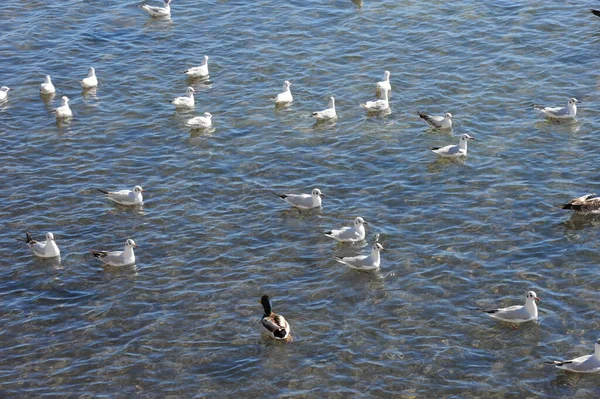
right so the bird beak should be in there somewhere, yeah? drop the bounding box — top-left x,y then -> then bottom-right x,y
363,221 -> 369,225
134,244 -> 139,248
381,247 -> 387,252
470,137 -> 475,140
320,194 -> 326,197
535,297 -> 540,301
142,190 -> 146,193
8,88 -> 13,91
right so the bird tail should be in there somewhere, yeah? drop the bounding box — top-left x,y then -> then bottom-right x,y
359,103 -> 368,109
591,9 -> 600,17
545,360 -> 571,366
25,232 -> 34,244
97,188 -> 110,195
430,147 -> 441,151
89,249 -> 105,258
533,104 -> 545,111
272,191 -> 286,199
417,110 -> 427,119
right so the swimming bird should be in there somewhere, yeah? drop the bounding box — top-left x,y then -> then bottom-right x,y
324,217 -> 368,243
139,0 -> 171,18
418,111 -> 453,129
274,80 -> 293,105
171,87 -> 196,108
260,295 -> 291,341
80,67 -> 98,89
183,55 -> 209,78
25,232 -> 60,258
55,96 -> 73,119
334,242 -> 386,271
545,339 -> 600,374
430,134 -> 474,158
275,188 -> 324,210
312,97 -> 337,121
40,75 -> 56,95
591,9 -> 600,18
0,86 -> 13,101
90,239 -> 138,267
97,185 -> 145,206
360,87 -> 389,112
186,112 -> 212,129
376,71 -> 391,95
534,98 -> 579,120
480,291 -> 539,329
562,193 -> 600,213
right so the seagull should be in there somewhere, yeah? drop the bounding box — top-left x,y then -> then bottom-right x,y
274,80 -> 293,105
591,9 -> 600,18
90,239 -> 138,267
171,87 -> 195,108
183,55 -> 209,78
274,188 -> 324,209
480,291 -> 539,329
534,98 -> 579,120
334,242 -> 386,271
376,71 -> 391,95
562,193 -> 600,214
186,112 -> 212,129
97,185 -> 145,206
260,295 -> 291,341
312,97 -> 337,121
139,0 -> 171,18
25,232 -> 60,258
324,217 -> 368,242
80,67 -> 98,89
40,75 -> 56,95
545,339 -> 600,374
430,134 -> 475,158
55,96 -> 73,119
360,87 -> 389,112
418,111 -> 453,129
0,86 -> 13,101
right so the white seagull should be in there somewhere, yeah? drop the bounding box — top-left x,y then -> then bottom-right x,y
275,188 -> 324,209
90,239 -> 138,267
480,291 -> 539,328
534,98 -> 579,120
324,217 -> 368,243
430,134 -> 474,158
0,86 -> 13,101
183,55 -> 209,78
171,87 -> 195,108
562,193 -> 600,213
55,96 -> 73,119
360,87 -> 389,112
376,71 -> 391,95
97,185 -> 145,206
418,111 -> 453,129
25,232 -> 60,258
274,80 -> 293,105
186,112 -> 212,129
334,242 -> 386,271
312,97 -> 337,121
546,339 -> 600,374
139,0 -> 171,18
80,67 -> 98,89
40,75 -> 56,95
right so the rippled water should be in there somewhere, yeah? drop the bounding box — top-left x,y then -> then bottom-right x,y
2,0 -> 600,397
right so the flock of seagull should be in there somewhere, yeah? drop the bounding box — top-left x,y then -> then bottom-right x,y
5,0 -> 600,376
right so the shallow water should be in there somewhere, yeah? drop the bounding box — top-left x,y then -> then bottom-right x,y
1,0 -> 600,397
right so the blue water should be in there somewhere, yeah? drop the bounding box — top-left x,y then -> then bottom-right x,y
1,0 -> 600,397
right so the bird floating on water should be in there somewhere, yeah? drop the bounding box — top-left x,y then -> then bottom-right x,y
545,338 -> 600,374
561,193 -> 600,213
186,112 -> 212,129
274,80 -> 293,105
334,242 -> 386,271
55,96 -> 73,119
25,232 -> 60,258
139,0 -> 171,18
591,9 -> 600,18
183,55 -> 209,78
171,87 -> 196,108
360,86 -> 389,112
97,185 -> 145,206
0,86 -> 13,102
534,98 -> 579,120
418,111 -> 453,129
40,75 -> 56,95
430,134 -> 474,158
480,291 -> 539,329
376,71 -> 391,96
80,67 -> 98,89
312,97 -> 337,121
90,239 -> 138,267
275,188 -> 324,209
324,217 -> 368,243
260,295 -> 291,341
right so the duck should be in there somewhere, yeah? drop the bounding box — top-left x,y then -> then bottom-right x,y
260,295 -> 291,341
274,188 -> 324,209
55,96 -> 73,119
171,87 -> 196,108
25,232 -> 61,258
97,185 -> 145,206
40,75 -> 56,95
183,55 -> 209,78
561,193 -> 600,214
312,97 -> 337,121
80,67 -> 98,89
90,239 -> 138,267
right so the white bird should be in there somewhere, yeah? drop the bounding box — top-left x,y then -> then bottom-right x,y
360,87 -> 389,112
275,188 -> 324,209
183,55 -> 209,78
312,97 -> 337,121
376,71 -> 391,95
55,96 -> 73,119
260,295 -> 291,341
171,87 -> 196,108
324,217 -> 368,242
25,232 -> 60,258
0,86 -> 13,101
430,134 -> 475,158
186,112 -> 212,129
546,339 -> 600,374
90,239 -> 138,267
40,75 -> 56,95
480,291 -> 539,328
139,0 -> 171,18
97,185 -> 145,206
534,98 -> 579,120
562,193 -> 600,214
334,242 -> 386,271
80,67 -> 98,89
274,80 -> 293,105
418,111 -> 453,129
